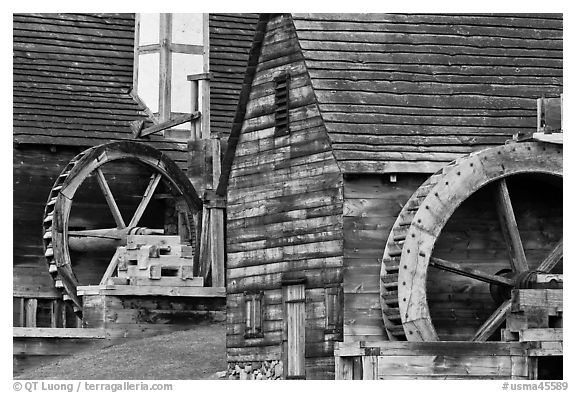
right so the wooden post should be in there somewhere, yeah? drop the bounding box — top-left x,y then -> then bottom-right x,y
199,207 -> 211,281
51,299 -> 64,328
159,13 -> 172,123
201,13 -> 210,140
362,356 -> 378,380
24,298 -> 38,328
335,356 -> 354,380
190,80 -> 200,140
209,138 -> 225,287
15,298 -> 25,327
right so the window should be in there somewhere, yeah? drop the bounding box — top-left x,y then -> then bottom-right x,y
244,291 -> 263,338
325,286 -> 343,334
133,13 -> 208,134
274,73 -> 290,137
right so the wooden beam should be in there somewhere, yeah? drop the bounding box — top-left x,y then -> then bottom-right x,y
519,328 -> 562,342
430,257 -> 514,286
170,43 -> 203,54
95,168 -> 126,229
137,112 -> 200,138
472,299 -> 511,342
77,284 -> 225,297
187,72 -> 212,81
128,173 -> 162,228
13,327 -> 106,338
494,179 -> 529,273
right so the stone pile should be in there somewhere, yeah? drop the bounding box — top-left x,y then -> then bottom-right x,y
227,360 -> 284,380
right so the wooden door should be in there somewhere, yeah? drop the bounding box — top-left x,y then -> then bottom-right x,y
283,283 -> 305,379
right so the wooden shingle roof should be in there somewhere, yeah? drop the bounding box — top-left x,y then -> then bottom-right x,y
290,13 -> 563,173
13,13 -> 187,166
209,13 -> 260,138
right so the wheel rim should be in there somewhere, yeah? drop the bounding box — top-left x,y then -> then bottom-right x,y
380,142 -> 562,341
42,142 -> 202,314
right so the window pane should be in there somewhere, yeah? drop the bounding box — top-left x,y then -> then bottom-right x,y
137,53 -> 160,113
172,13 -> 203,45
171,53 -> 203,114
138,14 -> 160,46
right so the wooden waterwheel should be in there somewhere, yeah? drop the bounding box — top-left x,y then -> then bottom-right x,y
380,142 -> 562,341
42,142 -> 203,315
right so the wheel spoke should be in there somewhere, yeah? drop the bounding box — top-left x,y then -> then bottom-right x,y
494,178 -> 528,273
537,238 -> 563,273
95,168 -> 126,229
471,299 -> 511,341
430,257 -> 514,286
128,173 -> 162,228
67,229 -> 123,240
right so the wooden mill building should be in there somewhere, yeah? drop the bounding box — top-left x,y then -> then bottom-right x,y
221,13 -> 562,379
13,13 -> 258,329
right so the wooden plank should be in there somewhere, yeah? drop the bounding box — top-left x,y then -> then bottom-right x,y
519,328 -> 562,342
129,276 -> 204,287
376,354 -> 513,377
13,327 -> 107,338
77,285 -> 225,298
527,341 -> 563,357
511,289 -> 563,312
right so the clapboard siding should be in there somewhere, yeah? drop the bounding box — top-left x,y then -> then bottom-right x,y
342,175 -> 427,343
209,13 -> 259,138
226,14 -> 344,376
291,13 -> 563,173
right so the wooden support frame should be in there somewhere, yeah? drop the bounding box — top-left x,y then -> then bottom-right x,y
133,14 -> 209,136
335,341 -> 536,380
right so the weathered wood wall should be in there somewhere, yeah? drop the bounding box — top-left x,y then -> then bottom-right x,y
291,13 -> 563,173
342,173 -> 562,343
226,14 -> 344,379
209,13 -> 259,139
13,13 -> 258,300
343,175 -> 427,342
13,146 -> 169,299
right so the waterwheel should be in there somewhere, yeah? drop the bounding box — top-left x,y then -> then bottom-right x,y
42,141 -> 203,315
380,141 -> 562,341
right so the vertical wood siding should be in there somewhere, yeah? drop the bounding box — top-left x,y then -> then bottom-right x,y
226,14 -> 343,379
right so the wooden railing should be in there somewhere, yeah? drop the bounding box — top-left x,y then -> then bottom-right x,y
13,294 -> 80,328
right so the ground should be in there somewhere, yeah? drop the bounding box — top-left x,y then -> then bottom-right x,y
15,323 -> 226,380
